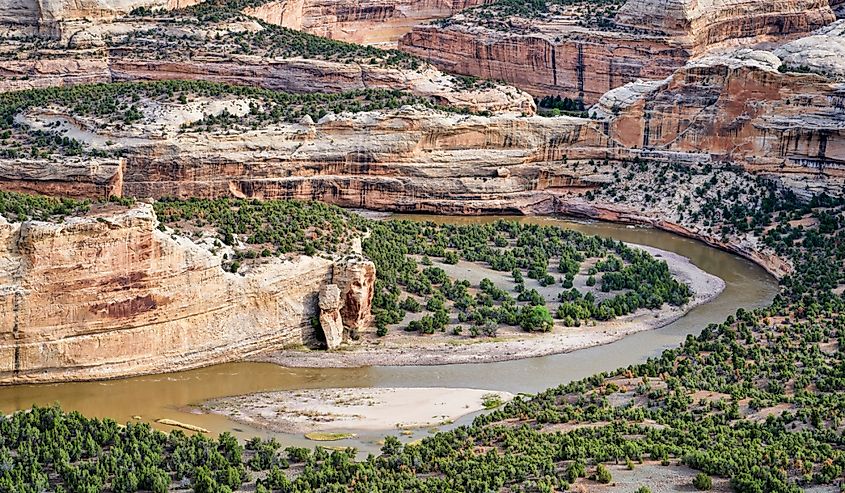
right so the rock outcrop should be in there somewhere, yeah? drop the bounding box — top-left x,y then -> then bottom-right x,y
335,258 -> 376,333
0,104 -> 610,207
0,11 -> 535,114
595,48 -> 845,196
399,0 -> 835,101
775,19 -> 845,77
0,204 -> 375,384
244,0 -> 486,45
318,284 -> 344,349
0,0 -> 196,36
615,0 -> 833,44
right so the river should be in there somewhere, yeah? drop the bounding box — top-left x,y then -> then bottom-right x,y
0,215 -> 778,452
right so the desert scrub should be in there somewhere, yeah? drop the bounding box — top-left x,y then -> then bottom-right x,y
154,197 -> 369,257
125,0 -> 423,69
0,191 -> 90,221
440,0 -> 626,31
0,80 -> 468,160
363,217 -> 691,335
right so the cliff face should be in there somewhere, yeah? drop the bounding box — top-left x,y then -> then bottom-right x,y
1,105 -> 610,209
244,0 -> 486,45
400,26 -> 692,103
616,0 -> 834,46
0,18 -> 535,114
0,0 -> 196,35
0,204 -> 375,384
597,49 -> 845,196
399,0 -> 835,100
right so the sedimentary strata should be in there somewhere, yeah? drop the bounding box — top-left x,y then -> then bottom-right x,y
0,203 -> 374,384
244,0 -> 487,45
0,6 -> 534,113
0,94 -> 609,203
399,0 -> 835,100
595,49 -> 845,196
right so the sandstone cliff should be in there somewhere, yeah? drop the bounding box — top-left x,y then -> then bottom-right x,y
244,0 -> 486,45
0,14 -> 535,114
595,48 -> 845,196
400,25 -> 692,103
0,203 -> 375,384
615,0 -> 833,45
1,101 -> 610,207
0,0 -> 197,36
399,0 -> 835,101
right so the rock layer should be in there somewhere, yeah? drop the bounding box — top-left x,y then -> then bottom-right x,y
0,40 -> 533,114
244,0 -> 486,45
318,284 -> 344,349
1,105 -> 610,205
400,26 -> 693,103
0,0 -> 196,36
596,49 -> 845,196
399,0 -> 835,100
0,204 -> 374,384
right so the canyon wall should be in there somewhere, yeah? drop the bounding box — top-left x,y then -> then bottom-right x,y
0,33 -> 534,113
400,27 -> 692,103
615,0 -> 834,45
596,49 -> 845,196
244,0 -> 487,44
5,63 -> 843,209
399,0 -> 835,101
1,107 -> 611,210
0,0 -> 196,36
0,203 -> 374,384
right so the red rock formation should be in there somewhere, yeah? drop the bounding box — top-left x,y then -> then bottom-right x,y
399,0 -> 835,101
245,0 -> 487,44
0,204 -> 375,384
0,20 -> 535,114
400,26 -> 692,103
597,49 -> 845,196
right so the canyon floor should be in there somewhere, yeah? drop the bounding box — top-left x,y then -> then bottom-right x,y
255,244 -> 725,368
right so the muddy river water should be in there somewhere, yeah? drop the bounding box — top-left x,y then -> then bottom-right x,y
0,215 -> 778,452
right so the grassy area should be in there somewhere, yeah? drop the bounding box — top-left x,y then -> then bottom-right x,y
303,432 -> 357,441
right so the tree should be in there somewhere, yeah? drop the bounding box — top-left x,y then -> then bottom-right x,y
519,306 -> 554,332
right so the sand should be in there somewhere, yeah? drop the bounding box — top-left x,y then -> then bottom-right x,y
255,244 -> 725,368
200,387 -> 514,434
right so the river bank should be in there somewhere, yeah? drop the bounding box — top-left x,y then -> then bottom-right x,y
0,215 -> 773,446
255,244 -> 725,368
199,387 -> 514,434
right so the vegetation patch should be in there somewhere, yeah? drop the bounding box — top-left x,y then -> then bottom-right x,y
482,393 -> 505,409
0,162 -> 843,492
436,0 -> 626,32
303,432 -> 356,441
123,0 -> 422,68
363,218 -> 691,337
0,81 -> 464,161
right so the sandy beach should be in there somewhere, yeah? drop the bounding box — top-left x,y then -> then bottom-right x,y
254,244 -> 725,368
200,387 -> 514,434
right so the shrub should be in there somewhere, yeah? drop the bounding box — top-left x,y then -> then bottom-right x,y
693,472 -> 712,490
